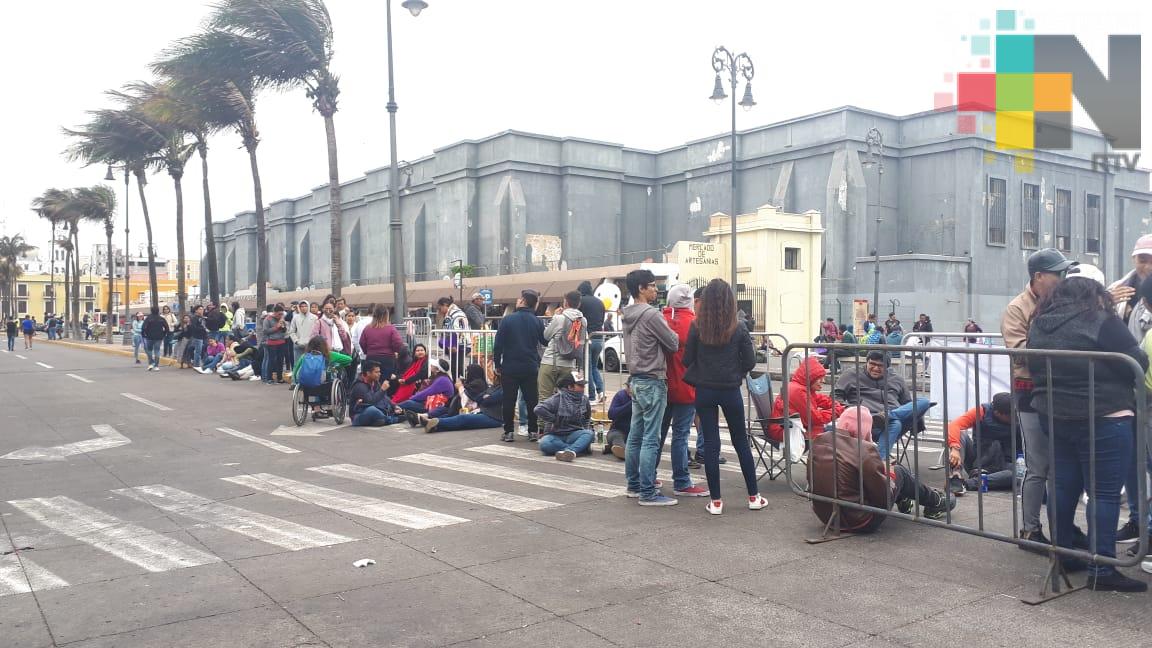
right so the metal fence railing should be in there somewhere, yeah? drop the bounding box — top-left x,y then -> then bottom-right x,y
779,340 -> 1148,604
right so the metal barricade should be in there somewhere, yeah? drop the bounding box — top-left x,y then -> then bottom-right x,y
780,340 -> 1148,604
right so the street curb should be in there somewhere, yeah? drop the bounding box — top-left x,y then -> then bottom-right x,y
49,339 -> 179,367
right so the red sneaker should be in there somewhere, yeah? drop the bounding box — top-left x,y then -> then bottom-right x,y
673,485 -> 710,497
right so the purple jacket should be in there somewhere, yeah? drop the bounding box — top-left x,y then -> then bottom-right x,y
411,374 -> 454,403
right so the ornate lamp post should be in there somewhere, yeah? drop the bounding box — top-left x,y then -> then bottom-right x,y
862,128 -> 884,315
709,46 -> 756,292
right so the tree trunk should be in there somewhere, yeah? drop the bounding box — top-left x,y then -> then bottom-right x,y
62,248 -> 71,337
199,141 -> 220,305
325,112 -> 343,296
105,223 -> 115,344
135,170 -> 160,311
172,170 -> 187,315
245,140 -> 268,313
71,229 -> 81,338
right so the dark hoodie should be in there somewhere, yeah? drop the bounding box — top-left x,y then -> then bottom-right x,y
769,356 -> 845,442
534,388 -> 592,435
577,281 -> 606,333
1027,297 -> 1146,419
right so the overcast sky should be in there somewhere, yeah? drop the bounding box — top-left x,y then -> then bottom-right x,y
1,0 -> 1146,263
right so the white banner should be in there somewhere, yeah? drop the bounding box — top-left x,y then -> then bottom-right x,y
926,340 -> 1012,422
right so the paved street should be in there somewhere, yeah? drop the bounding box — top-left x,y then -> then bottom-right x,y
1,342 -> 1149,648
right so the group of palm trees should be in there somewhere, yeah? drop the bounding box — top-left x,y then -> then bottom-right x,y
57,0 -> 346,322
0,234 -> 37,322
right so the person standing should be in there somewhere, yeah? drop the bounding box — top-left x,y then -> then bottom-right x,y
360,304 -> 404,377
262,305 -> 289,384
463,292 -> 487,331
577,281 -> 607,403
188,306 -> 209,370
230,301 -> 246,335
436,296 -> 471,380
141,306 -> 169,371
963,318 -> 983,343
492,290 -> 546,443
161,305 -> 178,356
683,278 -> 764,515
1028,276 -> 1148,592
1001,248 -> 1075,548
21,315 -> 34,348
884,313 -> 902,336
131,312 -> 145,364
5,317 -> 17,352
46,314 -> 57,341
539,291 -> 587,402
659,284 -> 708,497
621,269 -> 680,506
288,301 -> 318,370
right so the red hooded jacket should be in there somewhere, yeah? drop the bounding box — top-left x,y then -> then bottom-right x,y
768,356 -> 845,442
662,306 -> 696,405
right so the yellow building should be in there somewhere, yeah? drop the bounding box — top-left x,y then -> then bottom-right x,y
127,277 -> 201,308
2,272 -> 105,320
670,205 -> 824,345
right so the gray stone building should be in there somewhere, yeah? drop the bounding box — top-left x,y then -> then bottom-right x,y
208,105 -> 1151,331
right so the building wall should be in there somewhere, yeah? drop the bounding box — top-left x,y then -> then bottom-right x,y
209,106 -> 1151,333
3,273 -> 104,319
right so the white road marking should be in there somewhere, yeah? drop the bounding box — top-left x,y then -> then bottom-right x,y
310,464 -> 561,513
7,496 -> 219,572
120,393 -> 173,411
35,362 -> 53,369
467,444 -> 741,476
65,373 -> 93,383
15,354 -> 27,359
270,424 -> 348,437
2,424 -> 130,462
216,428 -> 301,454
392,453 -> 623,497
115,485 -> 352,551
0,555 -> 69,598
224,473 -> 468,530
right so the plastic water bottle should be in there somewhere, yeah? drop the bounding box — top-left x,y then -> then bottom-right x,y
1015,453 -> 1027,497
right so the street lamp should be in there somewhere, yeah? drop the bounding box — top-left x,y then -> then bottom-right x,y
862,128 -> 884,317
710,46 -> 755,292
105,163 -> 130,342
387,0 -> 428,321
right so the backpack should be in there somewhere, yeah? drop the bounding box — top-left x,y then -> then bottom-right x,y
297,353 -> 326,387
554,312 -> 586,361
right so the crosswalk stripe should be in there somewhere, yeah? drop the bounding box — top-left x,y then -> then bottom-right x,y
466,445 -> 674,479
114,485 -> 353,551
310,464 -> 561,513
392,453 -> 623,498
7,496 -> 219,572
216,427 -> 301,454
0,555 -> 69,597
66,373 -> 93,383
35,362 -> 53,369
222,474 -> 468,530
120,392 -> 173,411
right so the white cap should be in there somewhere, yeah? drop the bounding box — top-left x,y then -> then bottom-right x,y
1066,263 -> 1106,286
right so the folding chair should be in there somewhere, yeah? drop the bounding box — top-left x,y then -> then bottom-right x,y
746,372 -> 806,481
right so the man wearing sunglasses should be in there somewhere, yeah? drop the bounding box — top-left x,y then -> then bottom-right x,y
1002,247 -> 1076,549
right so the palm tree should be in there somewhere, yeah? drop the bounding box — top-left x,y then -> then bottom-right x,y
0,235 -> 35,318
72,186 -> 118,343
31,189 -> 82,335
31,189 -> 71,323
109,84 -> 196,315
154,31 -> 271,311
135,80 -> 222,305
54,235 -> 73,328
64,105 -> 165,311
208,0 -> 344,295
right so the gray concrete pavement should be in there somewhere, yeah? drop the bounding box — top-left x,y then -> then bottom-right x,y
0,341 -> 1149,647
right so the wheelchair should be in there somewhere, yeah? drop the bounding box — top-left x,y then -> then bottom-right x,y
291,365 -> 348,426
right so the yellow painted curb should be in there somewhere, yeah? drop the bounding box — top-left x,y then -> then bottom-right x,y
49,339 -> 179,367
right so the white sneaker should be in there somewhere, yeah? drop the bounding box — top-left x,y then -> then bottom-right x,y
249,376 -> 262,381
748,494 -> 768,510
146,366 -> 154,372
152,366 -> 160,372
706,500 -> 724,515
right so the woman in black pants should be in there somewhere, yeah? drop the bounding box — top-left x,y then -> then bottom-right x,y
683,278 -> 765,515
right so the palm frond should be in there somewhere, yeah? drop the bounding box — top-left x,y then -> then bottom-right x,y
209,0 -> 334,87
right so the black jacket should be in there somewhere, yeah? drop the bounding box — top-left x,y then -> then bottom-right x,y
141,314 -> 170,341
1027,300 -> 1147,419
493,307 -> 546,376
579,294 -> 606,333
186,315 -> 208,340
683,323 -> 757,389
349,378 -> 394,415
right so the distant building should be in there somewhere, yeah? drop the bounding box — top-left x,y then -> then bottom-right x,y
1,273 -> 103,320
208,105 -> 1151,331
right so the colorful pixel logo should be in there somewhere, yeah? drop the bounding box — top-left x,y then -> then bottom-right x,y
935,10 -> 1140,151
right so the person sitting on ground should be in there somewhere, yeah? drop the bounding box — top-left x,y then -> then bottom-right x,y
769,356 -> 845,443
809,406 -> 955,532
834,350 -> 932,458
397,357 -> 453,423
606,379 -> 632,460
391,343 -> 429,402
220,334 -> 257,379
945,392 -> 1020,495
349,361 -> 402,427
535,372 -> 595,461
199,338 -> 227,374
292,335 -> 353,417
421,365 -> 504,433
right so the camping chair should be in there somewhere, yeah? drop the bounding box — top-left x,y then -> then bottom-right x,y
871,407 -> 932,467
746,372 -> 806,481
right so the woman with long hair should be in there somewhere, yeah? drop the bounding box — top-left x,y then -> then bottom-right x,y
1027,276 -> 1148,592
392,343 -> 430,403
360,304 -> 404,376
683,278 -> 764,515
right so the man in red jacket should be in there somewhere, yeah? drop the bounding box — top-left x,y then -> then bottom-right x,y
657,284 -> 709,497
769,356 -> 845,442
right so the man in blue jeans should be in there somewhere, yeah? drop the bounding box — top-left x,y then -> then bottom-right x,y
577,281 -> 606,403
349,361 -> 402,427
834,350 -> 931,458
621,269 -> 681,505
536,373 -> 594,461
658,284 -> 709,496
